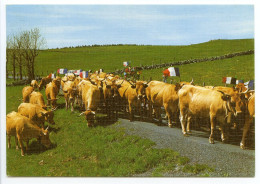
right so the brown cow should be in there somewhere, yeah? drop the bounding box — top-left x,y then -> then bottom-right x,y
6,111 -> 52,156
102,79 -> 123,118
39,76 -> 52,90
79,84 -> 101,126
18,103 -> 55,128
22,86 -> 34,103
178,85 -> 244,144
63,81 -> 77,111
240,92 -> 255,149
29,91 -> 48,110
145,81 -> 181,127
45,81 -> 59,109
117,80 -> 149,121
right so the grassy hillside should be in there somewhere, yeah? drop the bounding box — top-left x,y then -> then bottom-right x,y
19,39 -> 254,75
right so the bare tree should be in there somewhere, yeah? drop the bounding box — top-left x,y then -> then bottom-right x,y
14,33 -> 24,80
20,28 -> 46,81
6,35 -> 17,80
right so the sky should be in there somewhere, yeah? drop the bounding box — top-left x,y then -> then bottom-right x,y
6,5 -> 254,49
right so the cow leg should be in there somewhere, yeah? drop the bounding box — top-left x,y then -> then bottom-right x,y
8,135 -> 11,149
164,104 -> 173,127
17,135 -> 25,156
65,99 -> 68,110
129,103 -> 134,122
209,115 -> 216,144
187,116 -> 192,133
71,100 -> 74,112
180,111 -> 187,135
240,116 -> 253,149
26,140 -> 29,151
15,135 -> 19,149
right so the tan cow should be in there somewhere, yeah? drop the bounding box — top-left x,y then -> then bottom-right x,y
39,76 -> 52,90
145,81 -> 181,127
117,80 -> 149,121
45,81 -> 59,109
18,103 -> 55,128
29,91 -> 47,110
63,81 -> 77,111
240,92 -> 255,149
30,80 -> 39,90
6,111 -> 52,156
178,85 -> 245,144
102,79 -> 124,118
79,84 -> 101,127
22,86 -> 34,103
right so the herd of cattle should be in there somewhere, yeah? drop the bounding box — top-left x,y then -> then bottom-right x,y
6,72 -> 255,156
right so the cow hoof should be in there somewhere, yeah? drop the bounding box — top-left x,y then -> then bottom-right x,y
209,138 -> 214,144
168,124 -> 173,128
16,146 -> 19,150
187,130 -> 191,134
240,142 -> 245,149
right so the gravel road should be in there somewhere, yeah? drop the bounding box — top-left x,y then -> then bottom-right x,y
114,118 -> 255,177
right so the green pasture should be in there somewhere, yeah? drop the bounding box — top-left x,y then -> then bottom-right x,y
141,54 -> 254,86
6,85 -> 214,176
7,39 -> 254,75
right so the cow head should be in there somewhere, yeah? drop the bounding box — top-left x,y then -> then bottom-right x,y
39,77 -> 52,91
41,111 -> 55,125
104,80 -> 124,99
218,90 -> 246,117
31,80 -> 39,90
63,87 -> 77,102
128,80 -> 150,100
79,110 -> 95,127
40,127 -> 52,148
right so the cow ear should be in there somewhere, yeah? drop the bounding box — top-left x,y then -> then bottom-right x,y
63,90 -> 68,93
144,84 -> 148,88
117,84 -> 122,89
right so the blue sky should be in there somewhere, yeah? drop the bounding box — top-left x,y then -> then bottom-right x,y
6,5 -> 254,48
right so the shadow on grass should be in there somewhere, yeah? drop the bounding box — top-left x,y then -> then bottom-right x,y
26,141 -> 57,155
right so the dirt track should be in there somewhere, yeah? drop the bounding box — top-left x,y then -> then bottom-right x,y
115,118 -> 255,177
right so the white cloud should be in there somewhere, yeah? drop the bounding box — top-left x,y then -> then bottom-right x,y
41,25 -> 101,34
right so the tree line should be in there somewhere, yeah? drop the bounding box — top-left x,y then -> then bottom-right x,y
6,28 -> 46,81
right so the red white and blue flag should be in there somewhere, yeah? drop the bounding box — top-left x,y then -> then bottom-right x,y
222,77 -> 237,84
168,67 -> 180,77
244,80 -> 254,90
73,69 -> 83,75
79,71 -> 88,78
236,80 -> 244,84
57,68 -> 68,74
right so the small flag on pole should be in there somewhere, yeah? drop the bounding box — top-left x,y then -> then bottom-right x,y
236,80 -> 244,84
73,69 -> 83,75
222,77 -> 237,84
79,71 -> 88,78
244,80 -> 254,90
57,68 -> 68,74
123,61 -> 129,67
168,67 -> 180,77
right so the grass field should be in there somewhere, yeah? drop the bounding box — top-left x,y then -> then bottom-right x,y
6,86 -> 214,177
7,39 -> 254,76
6,39 -> 254,176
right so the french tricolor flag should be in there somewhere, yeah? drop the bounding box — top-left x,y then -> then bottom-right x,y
73,69 -> 83,75
57,68 -> 68,74
168,67 -> 180,77
222,77 -> 237,84
79,71 -> 88,78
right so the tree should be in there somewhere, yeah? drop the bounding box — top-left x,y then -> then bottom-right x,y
14,33 -> 25,80
20,28 -> 46,81
6,35 -> 17,80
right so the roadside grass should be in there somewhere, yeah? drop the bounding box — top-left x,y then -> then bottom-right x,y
6,86 -> 215,177
6,39 -> 254,75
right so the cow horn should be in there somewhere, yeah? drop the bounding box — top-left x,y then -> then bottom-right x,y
127,80 -> 134,86
190,78 -> 194,84
51,106 -> 58,111
45,126 -> 49,131
240,88 -> 249,94
78,112 -> 85,116
217,90 -> 225,95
